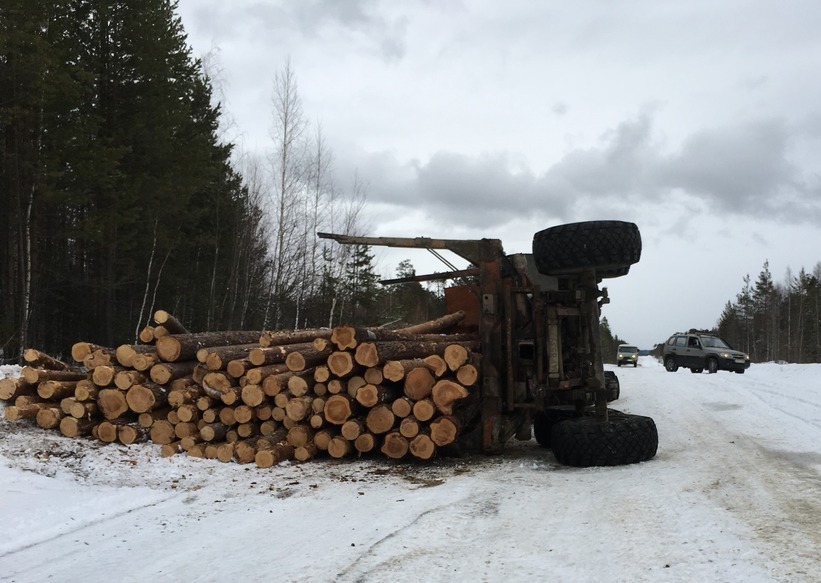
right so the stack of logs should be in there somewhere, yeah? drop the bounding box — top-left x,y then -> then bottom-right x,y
0,310 -> 482,466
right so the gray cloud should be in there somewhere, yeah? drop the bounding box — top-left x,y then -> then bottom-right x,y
345,111 -> 820,232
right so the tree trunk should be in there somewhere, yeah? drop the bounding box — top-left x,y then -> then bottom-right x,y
323,394 -> 356,425
430,415 -> 461,446
115,344 -> 156,368
431,379 -> 470,415
150,361 -> 198,385
409,433 -> 436,460
390,396 -> 414,419
365,403 -> 395,435
412,399 -> 436,422
153,310 -> 189,334
403,366 -> 435,400
156,331 -> 263,362
23,349 -> 76,371
380,431 -> 409,459
97,388 -> 129,420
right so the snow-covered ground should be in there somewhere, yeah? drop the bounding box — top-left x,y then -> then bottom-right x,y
1,357 -> 820,583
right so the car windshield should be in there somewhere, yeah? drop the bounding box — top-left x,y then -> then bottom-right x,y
619,346 -> 638,353
700,336 -> 731,349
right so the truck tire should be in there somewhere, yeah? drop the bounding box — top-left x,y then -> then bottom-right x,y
531,221 -> 641,279
551,412 -> 658,467
533,408 -> 575,448
604,370 -> 620,402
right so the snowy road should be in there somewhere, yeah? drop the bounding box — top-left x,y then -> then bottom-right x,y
1,357 -> 820,582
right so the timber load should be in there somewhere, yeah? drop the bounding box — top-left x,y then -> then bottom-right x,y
0,310 -> 482,466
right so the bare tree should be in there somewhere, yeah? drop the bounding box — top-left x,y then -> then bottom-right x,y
267,57 -> 309,329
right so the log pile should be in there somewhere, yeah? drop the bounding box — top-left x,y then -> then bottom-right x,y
0,310 -> 482,467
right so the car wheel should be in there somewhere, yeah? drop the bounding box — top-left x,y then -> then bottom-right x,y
633,362 -> 638,368
617,362 -> 621,367
551,412 -> 659,467
690,368 -> 703,374
531,221 -> 641,279
664,356 -> 678,372
707,358 -> 718,374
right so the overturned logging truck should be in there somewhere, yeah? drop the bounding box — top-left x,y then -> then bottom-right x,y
319,220 -> 658,467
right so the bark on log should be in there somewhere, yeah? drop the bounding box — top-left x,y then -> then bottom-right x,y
168,386 -> 203,407
258,328 -> 332,348
294,443 -> 318,462
247,342 -> 314,367
59,416 -> 96,438
285,344 -> 332,372
226,359 -> 253,379
395,310 -> 466,334
138,326 -> 156,344
115,344 -> 155,368
83,349 -> 114,370
255,441 -> 295,468
152,310 -> 189,334
4,402 -> 51,421
200,422 -> 229,442
355,384 -> 398,408
0,378 -> 35,401
175,404 -> 199,423
150,361 -> 198,385
37,380 -> 78,401
74,379 -> 99,402
200,344 -> 258,370
245,364 -> 291,385
354,340 -> 479,368
71,342 -> 112,364
69,400 -> 98,419
132,352 -> 159,372
156,331 -> 263,362
382,358 -> 434,382
161,441 -> 184,457
380,432 -> 409,459
262,371 -> 304,397
365,404 -> 395,435
118,424 -> 149,445
22,367 -> 85,384
23,349 -> 76,371
431,379 -> 470,415
114,370 -> 147,391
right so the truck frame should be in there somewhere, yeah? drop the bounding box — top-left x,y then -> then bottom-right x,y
319,220 -> 658,467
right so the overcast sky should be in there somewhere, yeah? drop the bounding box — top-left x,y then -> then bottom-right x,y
176,0 -> 821,349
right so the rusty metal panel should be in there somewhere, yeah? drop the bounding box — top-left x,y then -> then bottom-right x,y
443,285 -> 480,330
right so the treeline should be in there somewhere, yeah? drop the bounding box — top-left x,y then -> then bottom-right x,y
715,261 -> 821,364
0,1 -> 443,362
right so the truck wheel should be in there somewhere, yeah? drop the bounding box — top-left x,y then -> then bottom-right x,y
531,221 -> 641,279
551,413 -> 658,467
533,408 -> 575,448
664,356 -> 678,372
604,370 -> 620,402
